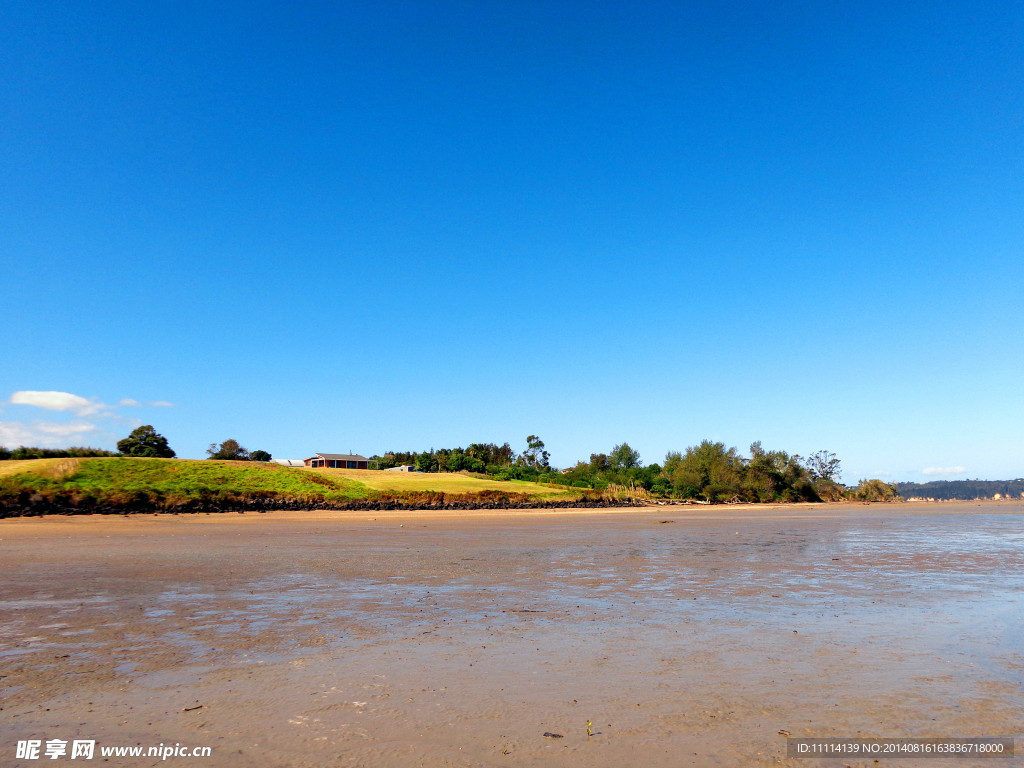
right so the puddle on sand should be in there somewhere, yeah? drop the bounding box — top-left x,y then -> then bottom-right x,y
70,512 -> 1017,681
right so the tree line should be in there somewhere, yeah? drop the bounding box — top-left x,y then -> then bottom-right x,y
0,446 -> 118,460
556,441 -> 853,502
896,478 -> 1024,501
2,426 -> 904,503
372,437 -> 537,476
372,437 -> 894,503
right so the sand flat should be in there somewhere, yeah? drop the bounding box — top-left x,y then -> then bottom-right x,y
2,503 -> 1022,767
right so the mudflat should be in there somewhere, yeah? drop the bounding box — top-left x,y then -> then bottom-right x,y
2,503 -> 1022,767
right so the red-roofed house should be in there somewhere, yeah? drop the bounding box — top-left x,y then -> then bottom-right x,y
303,453 -> 370,469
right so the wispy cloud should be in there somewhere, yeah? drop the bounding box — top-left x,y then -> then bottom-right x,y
0,420 -> 101,448
2,391 -> 175,449
116,397 -> 174,409
922,466 -> 966,476
10,390 -> 106,417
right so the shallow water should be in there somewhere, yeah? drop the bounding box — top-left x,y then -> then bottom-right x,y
2,505 -> 1022,767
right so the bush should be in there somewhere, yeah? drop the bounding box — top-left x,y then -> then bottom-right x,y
853,478 -> 899,502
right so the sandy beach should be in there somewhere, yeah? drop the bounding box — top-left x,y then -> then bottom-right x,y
2,502 -> 1022,767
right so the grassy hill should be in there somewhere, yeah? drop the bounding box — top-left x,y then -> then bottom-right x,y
0,457 -> 589,517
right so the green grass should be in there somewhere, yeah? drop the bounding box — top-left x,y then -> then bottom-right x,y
0,457 -> 587,514
0,457 -> 368,507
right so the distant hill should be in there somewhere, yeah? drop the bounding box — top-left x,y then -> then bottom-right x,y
896,478 -> 1024,501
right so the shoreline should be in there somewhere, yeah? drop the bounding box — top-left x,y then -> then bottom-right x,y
2,499 -> 1022,532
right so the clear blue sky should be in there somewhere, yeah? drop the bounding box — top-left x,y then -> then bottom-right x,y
2,0 -> 1021,482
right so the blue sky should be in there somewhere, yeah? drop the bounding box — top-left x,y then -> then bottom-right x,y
2,0 -> 1021,482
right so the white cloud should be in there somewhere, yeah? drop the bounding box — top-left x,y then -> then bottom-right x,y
9,391 -> 174,414
922,466 -> 966,476
3,391 -> 175,449
0,420 -> 101,448
10,390 -> 105,416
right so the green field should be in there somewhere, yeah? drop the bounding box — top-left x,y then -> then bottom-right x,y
304,466 -> 577,500
0,457 -> 584,515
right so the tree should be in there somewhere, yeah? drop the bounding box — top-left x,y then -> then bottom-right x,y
493,442 -> 516,466
518,435 -> 550,470
663,451 -> 683,475
250,450 -> 272,462
745,441 -> 817,502
804,450 -> 842,483
800,449 -> 844,501
609,442 -> 641,470
415,450 -> 437,473
117,425 -> 176,458
466,442 -> 515,468
665,440 -> 742,502
206,439 -> 249,460
446,448 -> 468,472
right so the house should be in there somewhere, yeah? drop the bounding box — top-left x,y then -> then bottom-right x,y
385,464 -> 416,472
304,453 -> 370,469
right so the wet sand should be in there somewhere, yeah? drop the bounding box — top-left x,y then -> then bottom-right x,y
2,503 -> 1022,767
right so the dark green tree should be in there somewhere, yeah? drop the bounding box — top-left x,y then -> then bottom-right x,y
745,441 -> 817,502
117,425 -> 176,458
610,442 -> 641,470
665,440 -> 742,502
250,450 -> 272,462
446,448 -> 468,472
415,450 -> 437,472
206,439 -> 250,460
434,447 -> 452,472
465,442 -> 515,468
493,442 -> 516,466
